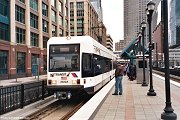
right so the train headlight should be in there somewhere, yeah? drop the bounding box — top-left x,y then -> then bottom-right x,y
72,80 -> 76,84
51,80 -> 57,84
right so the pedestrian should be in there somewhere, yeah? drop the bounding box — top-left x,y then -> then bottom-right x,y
112,64 -> 123,95
123,63 -> 127,76
129,63 -> 134,81
126,63 -> 130,79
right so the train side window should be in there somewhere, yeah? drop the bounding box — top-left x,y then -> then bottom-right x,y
82,53 -> 93,77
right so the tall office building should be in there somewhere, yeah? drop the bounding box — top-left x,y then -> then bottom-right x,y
106,34 -> 113,51
70,0 -> 107,46
0,0 -> 70,79
90,0 -> 103,22
124,0 -> 160,46
169,0 -> 180,46
115,40 -> 125,51
124,0 -> 148,46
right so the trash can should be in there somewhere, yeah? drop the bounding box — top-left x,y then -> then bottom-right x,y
136,55 -> 149,84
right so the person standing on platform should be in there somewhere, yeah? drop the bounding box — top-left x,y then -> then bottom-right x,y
112,64 -> 124,95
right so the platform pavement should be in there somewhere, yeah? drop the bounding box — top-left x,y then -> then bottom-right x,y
0,75 -> 47,87
93,75 -> 180,120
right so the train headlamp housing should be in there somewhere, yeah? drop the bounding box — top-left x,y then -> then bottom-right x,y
48,80 -> 57,85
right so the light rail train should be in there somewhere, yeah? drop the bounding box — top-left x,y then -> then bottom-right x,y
47,36 -> 116,99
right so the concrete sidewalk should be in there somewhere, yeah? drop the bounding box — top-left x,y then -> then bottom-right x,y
0,75 -> 47,87
93,75 -> 180,120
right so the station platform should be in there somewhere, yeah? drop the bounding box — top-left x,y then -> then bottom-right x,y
70,74 -> 180,120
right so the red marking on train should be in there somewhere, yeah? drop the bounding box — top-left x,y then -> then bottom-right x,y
71,73 -> 78,78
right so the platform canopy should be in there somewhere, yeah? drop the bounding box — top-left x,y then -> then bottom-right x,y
120,38 -> 149,59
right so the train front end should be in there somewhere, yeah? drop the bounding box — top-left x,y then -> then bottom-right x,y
47,43 -> 83,99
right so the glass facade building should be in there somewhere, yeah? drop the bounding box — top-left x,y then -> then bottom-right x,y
170,0 -> 180,46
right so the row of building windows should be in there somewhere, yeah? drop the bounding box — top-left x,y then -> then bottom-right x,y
15,4 -> 65,25
15,25 -> 65,47
0,50 -> 47,75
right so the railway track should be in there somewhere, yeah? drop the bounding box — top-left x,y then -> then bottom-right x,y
153,70 -> 180,83
23,93 -> 90,120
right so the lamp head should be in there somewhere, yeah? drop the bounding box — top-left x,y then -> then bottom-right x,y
141,20 -> 147,29
147,1 -> 155,11
146,8 -> 150,15
137,32 -> 142,37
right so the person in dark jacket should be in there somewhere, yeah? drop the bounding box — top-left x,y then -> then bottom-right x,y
112,64 -> 123,95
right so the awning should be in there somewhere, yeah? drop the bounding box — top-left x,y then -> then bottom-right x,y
120,38 -> 149,59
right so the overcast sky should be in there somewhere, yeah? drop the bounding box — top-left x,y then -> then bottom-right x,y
101,1 -> 124,42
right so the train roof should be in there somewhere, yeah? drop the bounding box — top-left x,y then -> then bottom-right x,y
48,36 -> 116,58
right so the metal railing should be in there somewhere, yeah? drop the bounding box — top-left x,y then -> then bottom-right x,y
0,80 -> 51,115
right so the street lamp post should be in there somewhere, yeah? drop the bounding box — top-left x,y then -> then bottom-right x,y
137,32 -> 142,55
161,0 -> 177,119
141,21 -> 148,86
155,43 -> 158,67
146,1 -> 156,96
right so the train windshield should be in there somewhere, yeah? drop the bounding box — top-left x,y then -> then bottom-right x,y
49,44 -> 80,72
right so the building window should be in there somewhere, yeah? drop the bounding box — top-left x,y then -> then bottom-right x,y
19,0 -> 25,3
77,10 -> 84,16
70,11 -> 74,17
43,36 -> 48,48
59,15 -> 63,26
76,2 -> 84,9
16,27 -> 25,44
70,19 -> 74,25
0,23 -> 8,41
30,0 -> 38,11
59,28 -> 63,36
58,1 -> 63,13
77,18 -> 83,25
17,52 -> 26,74
42,3 -> 48,17
0,0 -> 8,16
70,28 -> 74,33
77,27 -> 82,32
30,13 -> 38,29
176,26 -> 180,45
51,0 -> 56,8
65,20 -> 68,29
15,5 -> 25,24
30,32 -> 38,47
42,19 -> 48,33
52,25 -> 56,36
0,50 -> 8,74
51,10 -> 56,22
70,2 -> 74,9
